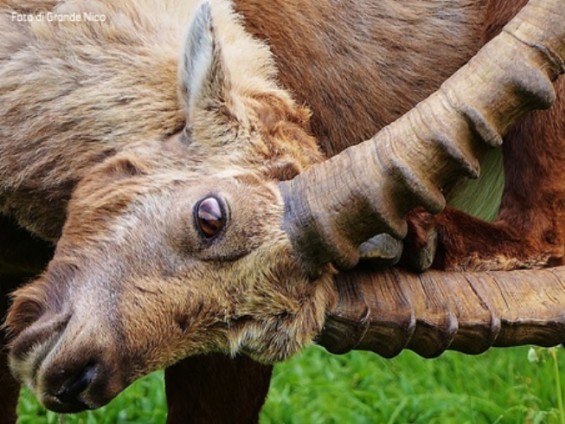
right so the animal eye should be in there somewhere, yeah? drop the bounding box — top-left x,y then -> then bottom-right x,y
195,196 -> 225,239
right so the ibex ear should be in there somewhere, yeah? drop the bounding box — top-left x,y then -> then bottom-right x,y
179,1 -> 231,118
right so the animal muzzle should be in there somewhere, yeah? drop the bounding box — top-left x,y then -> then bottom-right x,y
7,310 -> 128,413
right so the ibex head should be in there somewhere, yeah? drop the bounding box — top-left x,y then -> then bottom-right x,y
6,2 -> 333,412
7,0 -> 565,414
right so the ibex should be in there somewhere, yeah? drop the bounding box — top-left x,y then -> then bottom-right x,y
0,0 -> 563,421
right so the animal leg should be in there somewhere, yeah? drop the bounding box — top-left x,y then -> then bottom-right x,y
0,332 -> 19,424
165,353 -> 273,424
0,217 -> 53,422
0,277 -> 24,424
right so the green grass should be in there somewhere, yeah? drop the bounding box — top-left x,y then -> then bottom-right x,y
263,346 -> 565,424
18,346 -> 564,423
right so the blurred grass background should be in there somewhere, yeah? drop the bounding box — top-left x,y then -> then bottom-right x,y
18,345 -> 564,424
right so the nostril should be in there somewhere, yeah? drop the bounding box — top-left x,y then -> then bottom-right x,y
54,361 -> 97,405
6,295 -> 46,339
8,312 -> 70,361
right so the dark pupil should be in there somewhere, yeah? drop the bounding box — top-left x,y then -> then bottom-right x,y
197,197 -> 224,238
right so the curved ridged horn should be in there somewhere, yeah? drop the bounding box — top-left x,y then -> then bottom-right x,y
317,266 -> 565,357
279,0 -> 564,275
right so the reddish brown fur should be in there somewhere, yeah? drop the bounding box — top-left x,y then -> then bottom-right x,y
0,0 -> 563,422
165,354 -> 272,424
407,0 -> 565,271
235,0 -> 487,156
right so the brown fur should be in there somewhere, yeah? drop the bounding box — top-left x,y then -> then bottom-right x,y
235,0 -> 486,156
0,0 -> 562,420
165,354 -> 272,424
407,0 -> 565,271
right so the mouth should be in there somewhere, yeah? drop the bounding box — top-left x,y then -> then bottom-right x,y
41,391 -> 93,413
